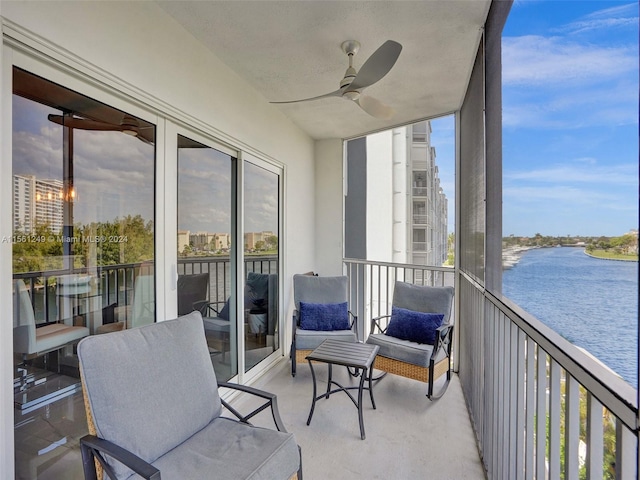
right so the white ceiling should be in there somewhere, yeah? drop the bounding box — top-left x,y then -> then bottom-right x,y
156,1 -> 491,140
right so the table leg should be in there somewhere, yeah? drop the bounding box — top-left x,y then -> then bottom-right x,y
306,359 -> 317,426
358,368 -> 367,440
325,363 -> 333,398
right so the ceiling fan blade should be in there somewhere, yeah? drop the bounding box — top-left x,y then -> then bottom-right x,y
356,95 -> 395,119
271,88 -> 345,104
348,40 -> 402,91
48,114 -> 123,131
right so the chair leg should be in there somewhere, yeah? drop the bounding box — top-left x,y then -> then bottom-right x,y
291,343 -> 297,377
80,440 -> 99,480
297,445 -> 303,480
369,370 -> 387,382
426,358 -> 451,400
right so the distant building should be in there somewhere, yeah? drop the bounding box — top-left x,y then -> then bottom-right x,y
177,230 -> 190,254
245,231 -> 275,250
183,231 -> 231,253
13,174 -> 64,234
212,233 -> 231,250
190,231 -> 215,251
345,121 -> 448,267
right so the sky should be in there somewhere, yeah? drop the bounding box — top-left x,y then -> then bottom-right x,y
431,1 -> 639,238
13,92 -> 279,236
13,2 -> 638,239
501,0 -> 638,237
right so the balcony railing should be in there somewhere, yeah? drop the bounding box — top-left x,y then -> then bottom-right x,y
412,214 -> 428,225
343,259 -> 638,479
343,258 -> 454,340
15,255 -> 277,325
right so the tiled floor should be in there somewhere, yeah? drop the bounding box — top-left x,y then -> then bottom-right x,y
14,357 -> 485,480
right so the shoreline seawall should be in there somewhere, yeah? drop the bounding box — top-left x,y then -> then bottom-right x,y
584,250 -> 638,263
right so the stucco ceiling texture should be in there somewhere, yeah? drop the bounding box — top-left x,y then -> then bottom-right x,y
156,1 -> 491,140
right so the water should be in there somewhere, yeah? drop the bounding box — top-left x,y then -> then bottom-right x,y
503,247 -> 638,388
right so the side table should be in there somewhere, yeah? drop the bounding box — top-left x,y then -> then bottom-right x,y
305,339 -> 379,439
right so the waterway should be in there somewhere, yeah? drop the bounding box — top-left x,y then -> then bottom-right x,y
502,246 -> 638,388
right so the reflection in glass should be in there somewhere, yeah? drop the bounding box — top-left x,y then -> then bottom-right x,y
244,162 -> 280,372
177,135 -> 237,381
12,67 -> 155,479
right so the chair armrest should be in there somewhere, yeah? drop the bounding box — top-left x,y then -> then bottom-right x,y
369,314 -> 391,335
80,434 -> 160,480
218,381 -> 288,433
430,323 -> 454,361
194,300 -> 225,316
348,311 -> 359,338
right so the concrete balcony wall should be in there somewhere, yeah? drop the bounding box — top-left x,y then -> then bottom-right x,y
0,3 -> 318,477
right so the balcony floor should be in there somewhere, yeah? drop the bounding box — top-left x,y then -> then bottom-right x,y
238,359 -> 486,480
14,356 -> 485,480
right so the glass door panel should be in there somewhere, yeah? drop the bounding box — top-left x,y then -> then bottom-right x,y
12,67 -> 156,478
243,161 -> 280,372
177,134 -> 237,381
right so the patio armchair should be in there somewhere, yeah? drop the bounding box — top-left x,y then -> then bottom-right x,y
366,281 -> 454,399
13,279 -> 89,390
78,311 -> 302,480
177,272 -> 210,315
291,274 -> 358,377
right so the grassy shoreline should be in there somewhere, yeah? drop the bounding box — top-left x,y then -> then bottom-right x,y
584,249 -> 638,262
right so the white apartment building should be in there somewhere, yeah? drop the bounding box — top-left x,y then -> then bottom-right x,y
346,121 -> 448,267
13,175 -> 64,234
245,231 -> 276,250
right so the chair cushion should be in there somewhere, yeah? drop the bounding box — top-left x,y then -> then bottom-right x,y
78,311 -> 221,479
247,272 -> 270,300
177,273 -> 209,315
218,299 -> 230,320
293,275 -> 348,311
147,417 -> 299,480
366,333 -> 434,368
299,301 -> 349,331
203,316 -> 231,333
386,306 -> 444,344
295,328 -> 357,350
34,323 -> 89,354
393,282 -> 454,324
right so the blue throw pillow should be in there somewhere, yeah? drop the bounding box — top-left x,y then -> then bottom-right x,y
386,306 -> 445,344
217,299 -> 230,320
299,301 -> 350,331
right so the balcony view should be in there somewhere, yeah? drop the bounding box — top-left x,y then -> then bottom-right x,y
2,1 -> 638,480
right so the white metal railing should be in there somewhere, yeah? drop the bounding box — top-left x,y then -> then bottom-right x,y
343,258 -> 454,340
459,273 -> 637,480
343,259 -> 638,480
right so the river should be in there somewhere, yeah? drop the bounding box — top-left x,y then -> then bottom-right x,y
502,246 -> 638,388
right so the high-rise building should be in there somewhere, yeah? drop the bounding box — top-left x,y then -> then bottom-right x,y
345,120 -> 449,267
13,174 -> 64,234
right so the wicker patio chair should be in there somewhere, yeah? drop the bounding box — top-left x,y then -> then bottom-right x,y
366,281 -> 454,399
78,311 -> 302,479
290,274 -> 358,377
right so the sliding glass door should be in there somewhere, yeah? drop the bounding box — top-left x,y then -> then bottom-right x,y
12,67 -> 156,478
177,134 -> 238,381
243,160 -> 280,372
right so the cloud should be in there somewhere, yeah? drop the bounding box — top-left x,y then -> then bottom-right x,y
559,3 -> 638,34
502,35 -> 637,87
504,163 -> 638,187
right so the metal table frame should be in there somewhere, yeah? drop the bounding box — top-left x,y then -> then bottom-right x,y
305,339 -> 379,439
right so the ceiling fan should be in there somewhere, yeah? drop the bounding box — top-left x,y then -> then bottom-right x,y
271,40 -> 402,119
47,114 -> 154,144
